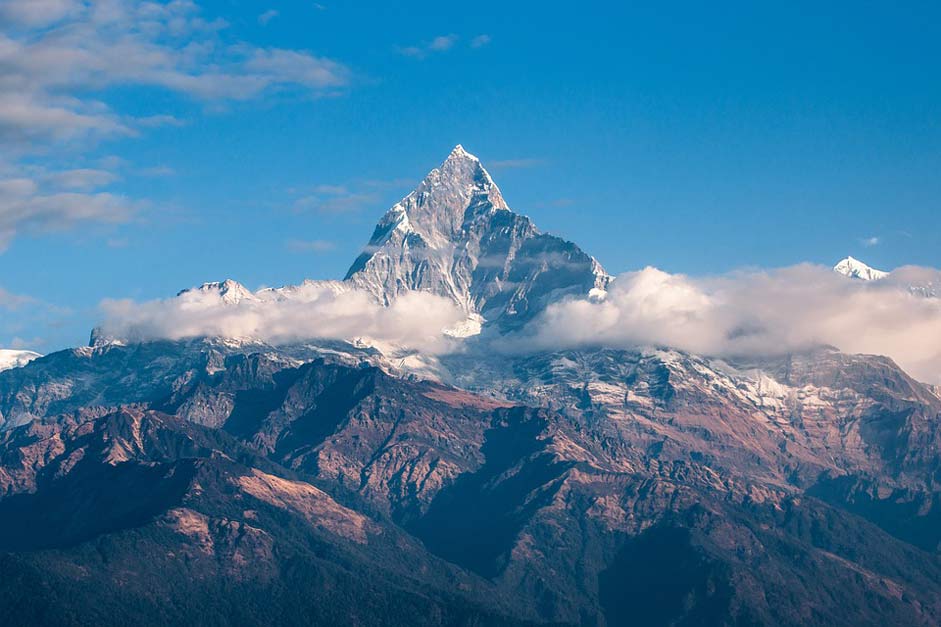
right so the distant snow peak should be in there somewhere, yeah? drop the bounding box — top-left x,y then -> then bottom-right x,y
0,349 -> 41,372
179,279 -> 257,304
449,144 -> 475,160
834,256 -> 888,281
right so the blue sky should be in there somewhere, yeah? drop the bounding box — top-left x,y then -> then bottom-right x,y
1,0 -> 940,352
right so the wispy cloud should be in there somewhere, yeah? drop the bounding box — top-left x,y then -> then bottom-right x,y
397,34 -> 459,58
42,168 -> 119,191
0,0 -> 354,250
0,281 -> 68,351
428,34 -> 458,51
0,0 -> 82,28
861,236 -> 881,247
136,165 -> 176,178
399,33 -> 491,58
314,184 -> 348,195
0,0 -> 351,149
0,172 -> 135,251
286,238 -> 335,253
258,9 -> 279,25
136,115 -> 186,129
470,34 -> 492,48
292,184 -> 379,214
0,285 -> 35,310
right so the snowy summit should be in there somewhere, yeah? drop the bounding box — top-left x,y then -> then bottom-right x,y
0,349 -> 41,373
834,256 -> 888,281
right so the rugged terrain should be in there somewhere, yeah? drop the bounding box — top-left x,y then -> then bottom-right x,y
1,148 -> 940,626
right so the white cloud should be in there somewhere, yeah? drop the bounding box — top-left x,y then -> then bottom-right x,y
470,34 -> 491,48
0,165 -> 133,251
0,285 -> 35,310
0,93 -> 131,144
43,168 -> 119,190
511,264 -> 941,384
0,0 -> 351,147
136,114 -> 185,128
861,236 -> 880,247
292,184 -> 379,214
90,257 -> 941,383
136,165 -> 176,177
398,34 -> 459,58
428,34 -> 458,51
258,9 -> 279,25
0,0 -> 353,250
97,283 -> 465,353
0,0 -> 82,28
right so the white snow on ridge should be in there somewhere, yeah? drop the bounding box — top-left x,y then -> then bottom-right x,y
0,349 -> 41,372
834,256 -> 888,281
178,279 -> 258,304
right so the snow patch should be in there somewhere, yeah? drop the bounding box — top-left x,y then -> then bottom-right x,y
0,349 -> 41,372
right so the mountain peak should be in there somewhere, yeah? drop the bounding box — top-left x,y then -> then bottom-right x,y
447,144 -> 477,161
345,145 -> 609,327
179,279 -> 256,304
834,256 -> 888,281
346,145 -> 508,262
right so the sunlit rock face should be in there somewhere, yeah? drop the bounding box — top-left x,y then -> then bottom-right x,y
345,145 -> 610,330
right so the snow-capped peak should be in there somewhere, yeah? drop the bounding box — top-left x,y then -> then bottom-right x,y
345,145 -> 611,327
344,145 -> 512,284
448,144 -> 476,161
0,349 -> 41,373
398,143 -> 508,246
834,256 -> 888,281
178,279 -> 257,304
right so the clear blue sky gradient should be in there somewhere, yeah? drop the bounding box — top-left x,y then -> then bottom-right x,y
3,0 -> 941,351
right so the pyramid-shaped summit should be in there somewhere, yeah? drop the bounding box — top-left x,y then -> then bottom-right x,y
346,145 -> 610,329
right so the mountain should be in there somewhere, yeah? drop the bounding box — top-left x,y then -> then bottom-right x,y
3,147 -> 941,625
832,256 -> 941,299
344,145 -> 610,329
0,349 -> 41,373
91,146 -> 608,347
834,256 -> 889,281
0,407 -> 530,625
178,278 -> 351,305
2,343 -> 941,625
179,278 -> 259,304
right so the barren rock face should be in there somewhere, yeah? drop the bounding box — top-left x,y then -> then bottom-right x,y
2,343 -> 941,625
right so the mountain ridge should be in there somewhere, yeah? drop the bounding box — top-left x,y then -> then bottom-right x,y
4,144 -> 941,624
834,255 -> 889,281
